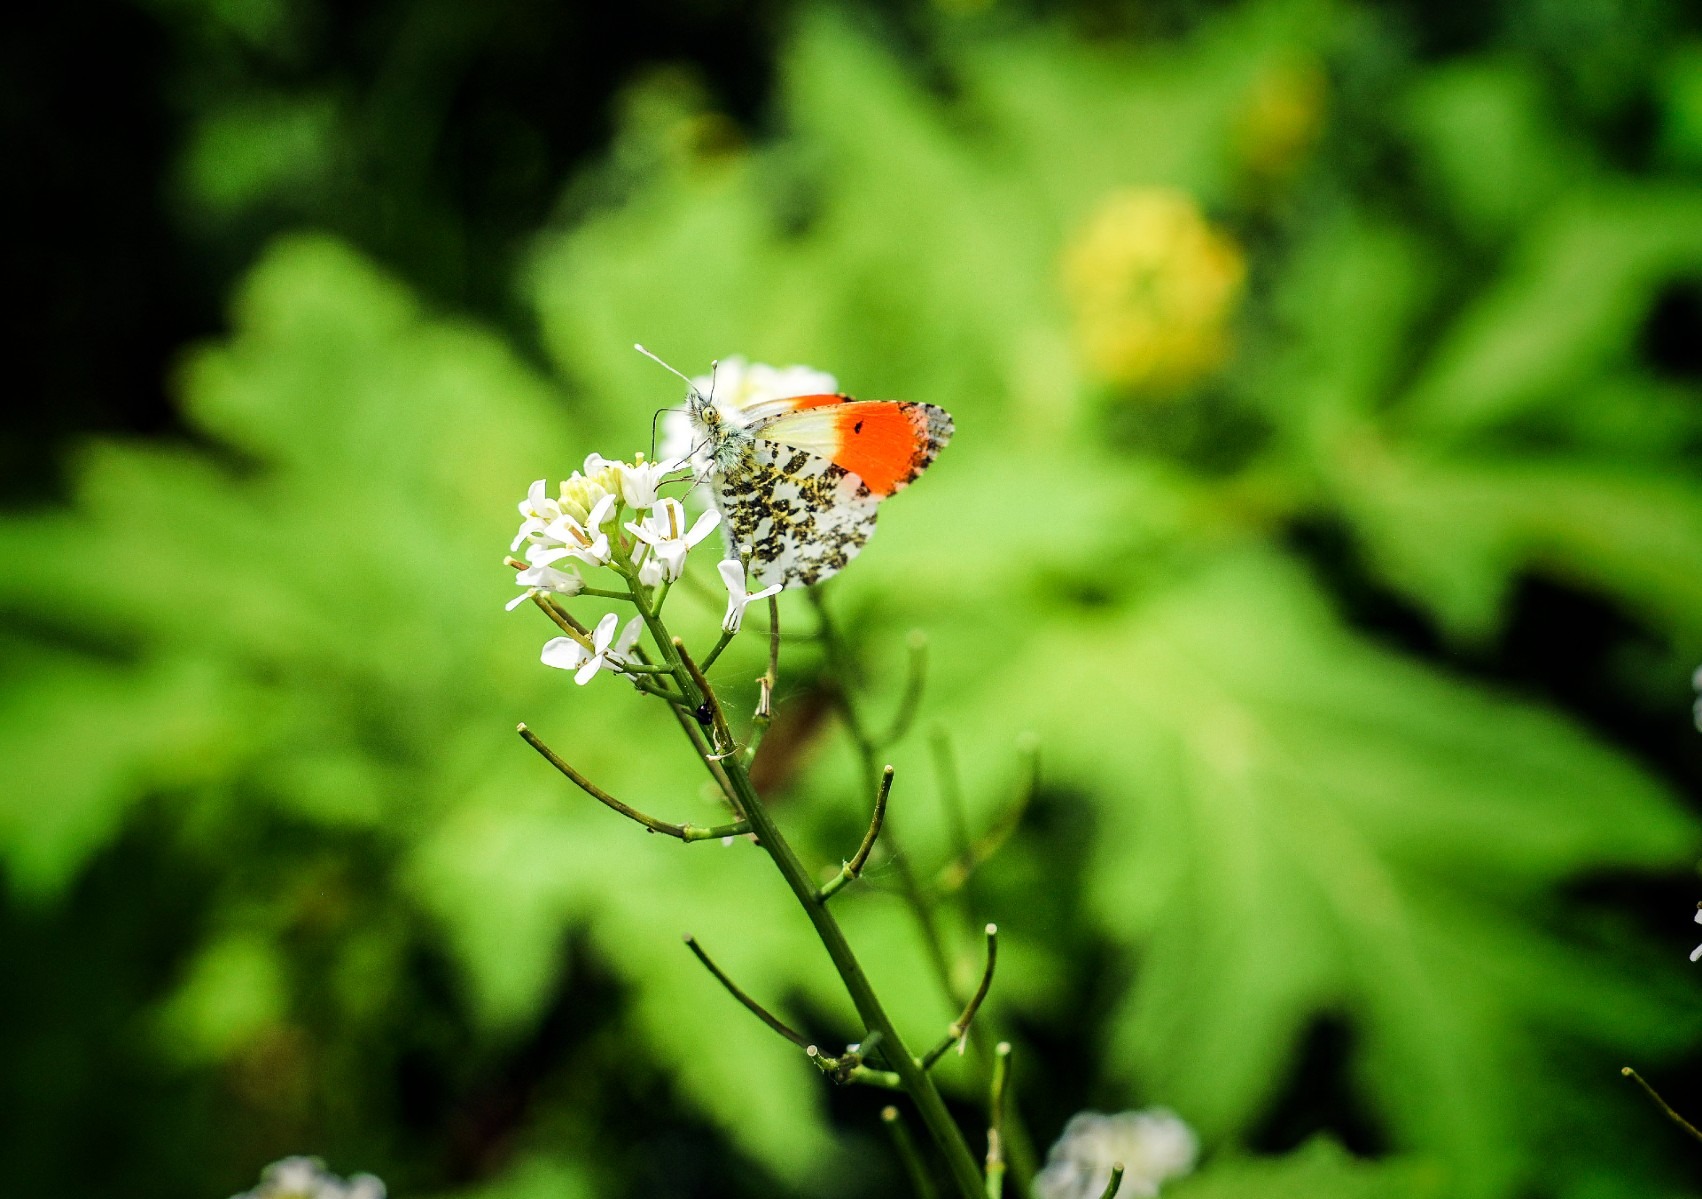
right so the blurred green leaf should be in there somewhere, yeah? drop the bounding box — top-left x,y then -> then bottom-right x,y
1174,1138 -> 1442,1199
951,552 -> 1698,1198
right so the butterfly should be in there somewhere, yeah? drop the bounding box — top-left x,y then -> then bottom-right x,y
644,349 -> 953,589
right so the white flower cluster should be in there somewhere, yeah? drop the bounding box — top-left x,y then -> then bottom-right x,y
231,1157 -> 385,1199
658,356 -> 840,473
508,451 -> 779,685
1034,1109 -> 1198,1199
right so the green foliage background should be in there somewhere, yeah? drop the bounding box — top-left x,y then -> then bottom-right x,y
7,0 -> 1702,1196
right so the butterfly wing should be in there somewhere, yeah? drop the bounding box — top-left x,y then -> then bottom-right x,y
709,395 -> 953,588
751,398 -> 953,497
713,437 -> 880,589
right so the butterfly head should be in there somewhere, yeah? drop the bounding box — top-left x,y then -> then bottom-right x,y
637,344 -> 747,467
686,389 -> 752,470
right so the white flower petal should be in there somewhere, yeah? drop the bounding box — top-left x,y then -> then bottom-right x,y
587,493 -> 617,530
540,636 -> 588,671
684,508 -> 722,547
717,558 -> 748,600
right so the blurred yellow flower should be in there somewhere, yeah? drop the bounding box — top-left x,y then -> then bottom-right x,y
1062,187 -> 1246,393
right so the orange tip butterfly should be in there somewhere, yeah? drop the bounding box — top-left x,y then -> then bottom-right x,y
638,346 -> 953,590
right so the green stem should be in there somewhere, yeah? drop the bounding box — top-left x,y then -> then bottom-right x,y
922,924 -> 997,1070
819,764 -> 893,902
986,1042 -> 1011,1199
810,591 -> 1039,1191
534,577 -> 982,1196
715,746 -> 985,1197
700,628 -> 737,672
1623,1066 -> 1702,1145
518,723 -> 748,842
1098,1165 -> 1126,1199
685,934 -> 811,1048
884,1106 -> 941,1199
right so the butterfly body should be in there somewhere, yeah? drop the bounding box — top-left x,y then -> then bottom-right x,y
685,389 -> 953,589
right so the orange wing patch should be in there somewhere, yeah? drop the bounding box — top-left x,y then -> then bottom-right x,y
756,400 -> 953,497
827,402 -> 932,495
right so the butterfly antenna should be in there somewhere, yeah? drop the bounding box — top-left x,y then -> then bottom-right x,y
634,344 -> 702,397
649,406 -> 666,460
707,359 -> 720,405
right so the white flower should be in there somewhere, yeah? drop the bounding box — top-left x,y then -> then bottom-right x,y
541,612 -> 644,685
1690,906 -> 1702,963
504,563 -> 584,610
232,1156 -> 385,1199
537,493 -> 617,567
635,546 -> 666,588
718,558 -> 782,633
558,454 -> 623,522
511,478 -> 566,551
1034,1109 -> 1198,1199
658,356 -> 840,469
620,454 -> 683,509
626,497 -> 720,582
693,357 -> 840,416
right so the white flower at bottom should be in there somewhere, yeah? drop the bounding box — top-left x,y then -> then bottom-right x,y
541,612 -> 643,685
718,558 -> 782,633
233,1156 -> 385,1199
627,497 -> 721,582
1034,1109 -> 1198,1199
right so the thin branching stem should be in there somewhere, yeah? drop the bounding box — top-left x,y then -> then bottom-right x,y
842,1064 -> 903,1089
923,924 -> 998,1070
743,593 -> 782,768
1623,1066 -> 1702,1144
985,1042 -> 1011,1199
1098,1164 -> 1126,1199
700,628 -> 736,672
884,1106 -> 941,1199
819,765 -> 893,902
520,575 -> 982,1196
627,677 -> 693,705
533,592 -> 594,646
807,593 -> 1038,1185
518,723 -> 749,841
878,630 -> 929,745
931,727 -> 975,871
684,935 -> 811,1049
717,752 -> 984,1194
675,636 -> 736,755
938,737 -> 1038,895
